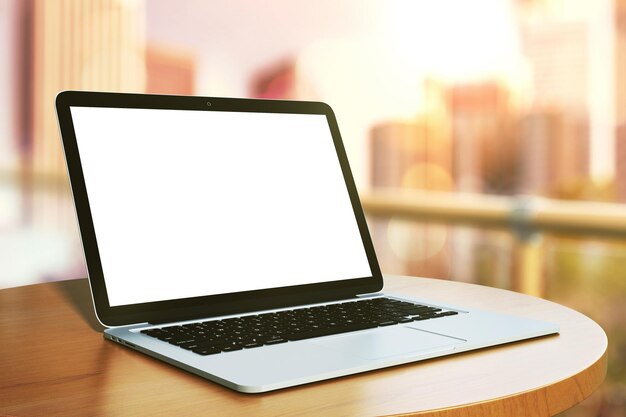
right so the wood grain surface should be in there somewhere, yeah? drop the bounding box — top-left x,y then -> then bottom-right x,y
0,276 -> 607,417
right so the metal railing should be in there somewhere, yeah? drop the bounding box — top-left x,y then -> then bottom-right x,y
360,189 -> 626,296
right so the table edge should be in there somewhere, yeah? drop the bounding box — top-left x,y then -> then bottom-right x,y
389,339 -> 608,417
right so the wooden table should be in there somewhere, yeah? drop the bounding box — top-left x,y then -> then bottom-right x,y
0,276 -> 607,417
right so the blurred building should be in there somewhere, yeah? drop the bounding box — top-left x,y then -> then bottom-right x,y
16,0 -> 146,234
18,1 -> 200,224
2,0 -> 149,286
519,110 -> 589,196
370,121 -> 452,190
617,0 -> 626,202
145,44 -> 196,95
617,124 -> 626,202
518,0 -> 616,189
249,59 -> 297,99
617,0 -> 626,123
447,82 -> 518,194
26,0 -> 146,181
520,19 -> 588,114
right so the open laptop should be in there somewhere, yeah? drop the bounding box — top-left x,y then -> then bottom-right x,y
55,91 -> 559,393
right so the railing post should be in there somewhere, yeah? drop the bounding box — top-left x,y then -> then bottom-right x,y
511,234 -> 544,296
510,197 -> 544,297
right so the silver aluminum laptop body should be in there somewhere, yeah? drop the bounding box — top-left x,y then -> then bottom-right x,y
56,91 -> 559,394
105,291 -> 556,393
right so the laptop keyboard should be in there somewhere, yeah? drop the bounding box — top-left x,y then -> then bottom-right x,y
140,297 -> 459,356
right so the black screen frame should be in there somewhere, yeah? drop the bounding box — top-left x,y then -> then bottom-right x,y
55,91 -> 383,326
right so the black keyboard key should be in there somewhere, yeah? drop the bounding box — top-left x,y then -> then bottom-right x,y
288,322 -> 376,341
139,297 -> 455,356
222,345 -> 243,352
192,347 -> 221,355
179,342 -> 200,350
264,338 -> 288,345
170,338 -> 196,346
140,329 -> 162,337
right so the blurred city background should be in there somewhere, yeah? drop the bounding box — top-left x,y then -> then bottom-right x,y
0,0 -> 625,415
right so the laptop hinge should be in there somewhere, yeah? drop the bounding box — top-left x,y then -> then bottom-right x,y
356,292 -> 384,299
147,294 -> 369,325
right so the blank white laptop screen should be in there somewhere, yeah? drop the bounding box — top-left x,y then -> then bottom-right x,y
69,107 -> 372,307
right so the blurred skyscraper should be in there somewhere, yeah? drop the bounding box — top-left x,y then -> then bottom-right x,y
146,44 -> 196,95
447,82 -> 517,194
517,0 -> 615,186
616,0 -> 626,202
13,0 -> 146,234
249,59 -> 298,100
519,110 -> 589,196
26,0 -> 146,181
617,125 -> 626,202
520,20 -> 588,114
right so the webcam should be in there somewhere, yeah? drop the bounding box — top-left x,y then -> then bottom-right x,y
206,101 -> 212,107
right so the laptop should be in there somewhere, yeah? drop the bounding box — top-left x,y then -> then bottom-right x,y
55,91 -> 559,393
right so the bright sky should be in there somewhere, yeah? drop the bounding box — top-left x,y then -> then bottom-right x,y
146,0 -> 615,185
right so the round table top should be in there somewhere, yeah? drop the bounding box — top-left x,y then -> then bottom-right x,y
0,275 -> 607,417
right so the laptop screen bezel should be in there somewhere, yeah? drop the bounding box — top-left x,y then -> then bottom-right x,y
55,91 -> 383,326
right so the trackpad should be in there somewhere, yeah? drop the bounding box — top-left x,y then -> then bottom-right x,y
311,326 -> 465,360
